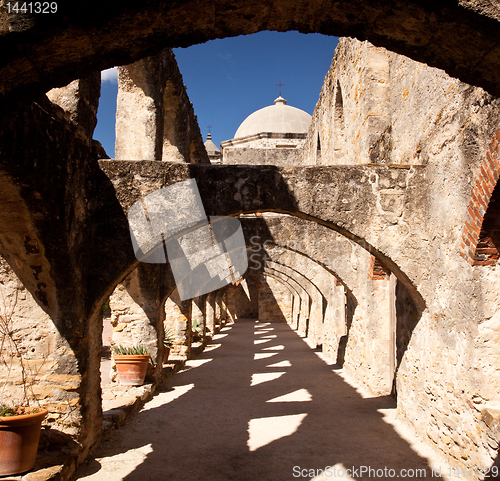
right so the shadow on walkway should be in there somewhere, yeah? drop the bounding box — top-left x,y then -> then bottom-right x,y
74,319 -> 444,480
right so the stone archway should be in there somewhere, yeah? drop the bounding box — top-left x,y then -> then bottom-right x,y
2,1 -> 500,103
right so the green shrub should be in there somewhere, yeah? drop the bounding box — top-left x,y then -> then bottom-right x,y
163,326 -> 174,347
112,344 -> 148,355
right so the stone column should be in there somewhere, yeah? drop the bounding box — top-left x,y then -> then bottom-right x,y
115,49 -> 208,163
205,292 -> 216,338
214,292 -> 222,332
191,295 -> 206,343
164,290 -> 192,360
221,294 -> 230,324
298,294 -> 310,337
109,263 -> 163,382
343,255 -> 393,395
291,292 -> 301,329
46,72 -> 101,147
323,280 -> 347,360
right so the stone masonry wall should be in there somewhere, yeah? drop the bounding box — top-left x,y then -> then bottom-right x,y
258,276 -> 291,323
303,36 -> 500,472
164,289 -> 192,360
109,275 -> 161,383
115,48 -> 208,163
0,256 -> 80,435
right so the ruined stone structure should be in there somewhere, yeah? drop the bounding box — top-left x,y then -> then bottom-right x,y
2,1 -> 500,479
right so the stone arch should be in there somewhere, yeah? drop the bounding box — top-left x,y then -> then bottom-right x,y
2,0 -> 500,104
245,229 -> 353,333
333,80 -> 345,162
107,264 -> 164,381
258,240 -> 351,360
461,130 -> 500,265
264,256 -> 332,345
264,263 -> 320,332
99,161 -> 426,312
256,269 -> 297,324
240,214 -> 419,394
163,286 -> 193,360
224,277 -> 259,320
248,264 -> 310,331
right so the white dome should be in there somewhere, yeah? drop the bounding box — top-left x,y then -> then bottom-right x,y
234,97 -> 312,139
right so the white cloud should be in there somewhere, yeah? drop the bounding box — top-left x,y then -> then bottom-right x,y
101,67 -> 118,83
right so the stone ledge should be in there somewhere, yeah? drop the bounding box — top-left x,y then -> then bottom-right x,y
2,363 -> 185,481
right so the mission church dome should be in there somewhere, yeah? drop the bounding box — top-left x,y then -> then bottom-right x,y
219,96 -> 312,166
234,96 -> 312,138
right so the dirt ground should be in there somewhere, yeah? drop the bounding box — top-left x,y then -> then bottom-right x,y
73,319 -> 452,481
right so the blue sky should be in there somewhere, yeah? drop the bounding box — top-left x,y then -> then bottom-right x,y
94,32 -> 339,157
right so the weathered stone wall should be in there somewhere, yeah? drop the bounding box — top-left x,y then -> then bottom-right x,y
221,133 -> 306,166
222,133 -> 307,150
225,280 -> 259,319
0,256 -> 80,434
304,37 -> 483,167
258,275 -> 291,323
302,36 -> 500,471
115,48 -> 208,163
109,266 -> 163,382
46,73 -> 102,150
222,148 -> 303,166
164,289 -> 192,360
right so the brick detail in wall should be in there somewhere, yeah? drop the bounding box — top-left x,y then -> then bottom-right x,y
368,255 -> 390,280
461,131 -> 500,266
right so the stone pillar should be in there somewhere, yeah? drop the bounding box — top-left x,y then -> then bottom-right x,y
307,292 -> 325,348
164,289 -> 192,360
191,295 -> 206,342
389,273 -> 397,392
205,292 -> 216,337
115,49 -> 208,163
214,292 -> 222,332
343,256 -> 393,395
297,294 -> 310,337
323,280 -> 347,360
225,286 -> 236,320
109,263 -> 163,382
221,294 -> 230,324
116,58 -> 163,160
291,292 -> 301,329
46,72 -> 101,147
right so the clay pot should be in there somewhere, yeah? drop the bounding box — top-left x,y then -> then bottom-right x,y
0,408 -> 48,476
163,347 -> 170,364
114,354 -> 150,385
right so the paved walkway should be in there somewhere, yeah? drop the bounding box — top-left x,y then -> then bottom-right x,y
73,319 -> 450,481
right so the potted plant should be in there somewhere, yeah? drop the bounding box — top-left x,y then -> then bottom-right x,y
0,282 -> 48,476
163,326 -> 174,364
112,344 -> 150,386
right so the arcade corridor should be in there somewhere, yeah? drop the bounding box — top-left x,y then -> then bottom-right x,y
73,319 -> 448,481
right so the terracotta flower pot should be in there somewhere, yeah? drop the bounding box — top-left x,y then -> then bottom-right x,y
114,354 -> 150,385
0,408 -> 48,476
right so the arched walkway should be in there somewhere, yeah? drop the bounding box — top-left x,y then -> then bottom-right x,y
74,318 -> 447,481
